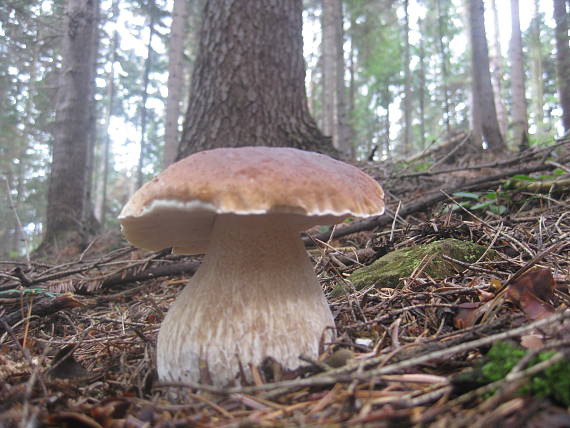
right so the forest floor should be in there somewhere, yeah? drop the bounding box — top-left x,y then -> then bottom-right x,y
1,137 -> 569,427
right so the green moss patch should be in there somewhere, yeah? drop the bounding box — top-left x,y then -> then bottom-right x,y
340,238 -> 494,294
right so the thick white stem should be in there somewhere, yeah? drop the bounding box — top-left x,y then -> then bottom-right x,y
157,214 -> 335,386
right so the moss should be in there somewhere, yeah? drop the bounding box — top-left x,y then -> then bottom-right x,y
464,341 -> 570,406
338,238 -> 494,295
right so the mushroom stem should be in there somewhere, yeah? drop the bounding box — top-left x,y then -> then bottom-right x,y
157,214 -> 335,386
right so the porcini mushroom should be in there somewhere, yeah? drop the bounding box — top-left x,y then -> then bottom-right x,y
119,147 -> 384,386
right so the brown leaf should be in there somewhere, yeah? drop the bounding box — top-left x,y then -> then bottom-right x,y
454,301 -> 493,329
507,268 -> 556,321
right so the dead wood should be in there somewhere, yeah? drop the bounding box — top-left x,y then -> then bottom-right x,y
0,293 -> 83,333
94,260 -> 199,292
405,131 -> 470,164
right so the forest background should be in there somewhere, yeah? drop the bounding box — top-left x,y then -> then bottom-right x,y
0,0 -> 568,256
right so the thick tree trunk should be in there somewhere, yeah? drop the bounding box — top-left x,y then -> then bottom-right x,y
509,0 -> 529,150
163,0 -> 188,168
42,0 -> 98,250
177,0 -> 334,159
553,0 -> 570,133
468,0 -> 506,154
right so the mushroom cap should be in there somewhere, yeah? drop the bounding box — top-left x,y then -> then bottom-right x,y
119,147 -> 384,254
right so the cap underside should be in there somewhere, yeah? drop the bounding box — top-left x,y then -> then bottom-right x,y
120,198 -> 382,254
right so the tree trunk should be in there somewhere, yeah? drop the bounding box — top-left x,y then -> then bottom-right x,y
84,0 -> 100,230
402,0 -> 413,155
530,0 -> 545,135
418,17 -> 426,149
334,1 -> 350,158
509,0 -> 529,151
321,0 -> 349,154
436,0 -> 451,135
347,14 -> 357,158
177,0 -> 334,159
468,0 -> 506,154
95,27 -> 119,227
41,0 -> 98,251
383,86 -> 391,159
489,0 -> 508,139
136,8 -> 156,189
322,0 -> 336,144
163,0 -> 188,168
553,0 -> 570,133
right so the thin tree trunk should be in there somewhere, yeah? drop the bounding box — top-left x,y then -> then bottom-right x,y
177,0 -> 333,158
84,0 -> 100,229
402,0 -> 413,155
136,7 -> 156,188
436,0 -> 451,134
163,0 -> 188,168
553,0 -> 570,133
383,87 -> 391,159
509,0 -> 529,150
468,0 -> 506,154
95,28 -> 118,226
347,14 -> 357,158
489,0 -> 508,139
529,0 -> 545,135
322,0 -> 348,154
418,17 -> 426,149
41,0 -> 98,250
334,1 -> 351,157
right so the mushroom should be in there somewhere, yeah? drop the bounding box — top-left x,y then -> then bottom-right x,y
119,147 -> 384,386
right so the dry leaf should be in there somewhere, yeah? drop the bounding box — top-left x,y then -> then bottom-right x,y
506,268 -> 556,321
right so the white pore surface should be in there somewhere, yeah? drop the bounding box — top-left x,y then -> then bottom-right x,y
156,214 -> 335,386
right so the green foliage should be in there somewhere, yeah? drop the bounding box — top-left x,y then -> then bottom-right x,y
481,341 -> 570,407
445,191 -> 509,215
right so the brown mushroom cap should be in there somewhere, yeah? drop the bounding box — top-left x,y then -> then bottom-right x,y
119,147 -> 384,254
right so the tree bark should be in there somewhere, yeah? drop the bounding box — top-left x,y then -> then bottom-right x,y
489,0 -> 508,139
322,0 -> 336,145
163,0 -> 188,168
436,0 -> 451,135
418,17 -> 426,150
177,0 -> 334,159
136,7 -> 156,189
95,26 -> 118,227
468,0 -> 507,154
83,0 -> 100,232
530,0 -> 545,135
402,0 -> 413,155
322,0 -> 350,157
42,0 -> 98,250
509,0 -> 529,150
553,0 -> 570,133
